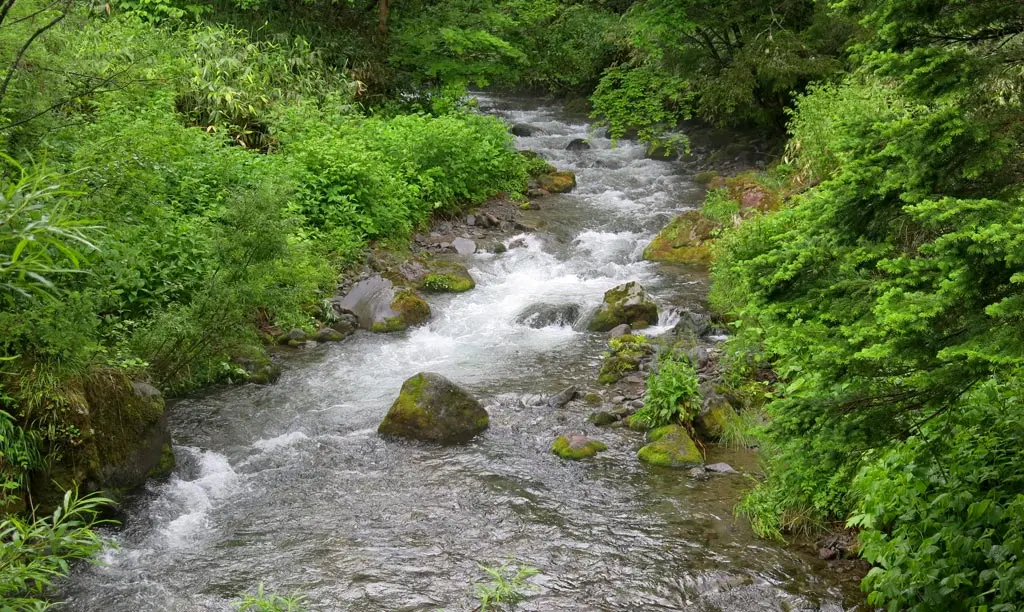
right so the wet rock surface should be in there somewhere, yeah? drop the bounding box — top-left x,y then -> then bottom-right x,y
378,372 -> 489,443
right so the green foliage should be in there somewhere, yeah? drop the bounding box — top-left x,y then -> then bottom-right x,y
590,64 -> 691,145
473,561 -> 540,612
389,0 -> 528,89
0,489 -> 113,611
590,0 -> 852,141
0,156 -> 96,304
700,189 -> 740,228
717,407 -> 763,449
632,352 -> 701,429
710,0 -> 1024,606
849,376 -> 1024,611
233,584 -> 306,612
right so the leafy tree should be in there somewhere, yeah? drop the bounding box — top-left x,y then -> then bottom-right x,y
591,0 -> 853,141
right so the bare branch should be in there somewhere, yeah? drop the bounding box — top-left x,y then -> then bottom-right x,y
0,9 -> 66,105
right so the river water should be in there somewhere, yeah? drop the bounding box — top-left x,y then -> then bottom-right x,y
62,95 -> 862,611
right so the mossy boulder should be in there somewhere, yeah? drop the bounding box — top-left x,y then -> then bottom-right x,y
337,275 -> 432,333
378,372 -> 489,444
645,143 -> 680,161
32,370 -> 174,509
314,327 -> 347,342
371,289 -> 431,333
694,396 -> 740,441
638,424 -> 703,468
230,345 -> 281,384
597,334 -> 652,385
422,268 -> 475,293
643,211 -> 716,264
587,412 -> 619,427
370,250 -> 476,294
588,281 -> 659,332
551,434 -> 607,460
537,171 -> 577,193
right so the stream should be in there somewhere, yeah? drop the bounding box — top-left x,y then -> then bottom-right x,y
62,95 -> 863,611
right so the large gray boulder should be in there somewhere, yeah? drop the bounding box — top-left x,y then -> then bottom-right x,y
587,281 -> 659,332
335,275 -> 430,333
378,373 -> 489,443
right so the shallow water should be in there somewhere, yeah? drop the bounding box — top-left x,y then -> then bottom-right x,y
62,95 -> 863,611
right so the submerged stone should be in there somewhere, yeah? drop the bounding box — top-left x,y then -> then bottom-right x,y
706,462 -> 738,474
588,281 -> 659,332
566,138 -> 591,151
378,372 -> 489,444
588,411 -> 619,427
638,424 -> 703,468
551,434 -> 607,460
515,303 -> 582,329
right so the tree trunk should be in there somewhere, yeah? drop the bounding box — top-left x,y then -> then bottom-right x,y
378,0 -> 389,35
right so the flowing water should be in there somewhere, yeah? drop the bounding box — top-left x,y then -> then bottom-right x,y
63,95 -> 863,611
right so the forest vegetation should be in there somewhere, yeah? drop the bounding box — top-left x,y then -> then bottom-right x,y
0,0 -> 1021,609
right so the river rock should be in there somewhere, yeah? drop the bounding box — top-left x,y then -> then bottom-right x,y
512,123 -> 538,137
673,309 -> 714,339
329,311 -> 359,336
609,323 -> 632,338
230,346 -> 281,384
598,334 -> 653,384
588,411 -> 619,427
643,211 -> 716,264
537,171 -> 577,193
278,328 -> 308,346
706,462 -> 738,474
314,327 -> 346,342
546,386 -> 578,409
336,275 -> 431,333
645,142 -> 680,161
588,281 -> 659,332
551,434 -> 607,460
694,395 -> 740,441
515,303 -> 582,328
371,251 -> 476,293
566,138 -> 591,151
452,237 -> 477,255
638,424 -> 703,468
33,371 -> 175,510
378,373 -> 489,443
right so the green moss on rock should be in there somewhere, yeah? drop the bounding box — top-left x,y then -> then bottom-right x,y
422,272 -> 475,293
537,171 -> 577,193
643,211 -> 716,264
597,334 -> 652,385
372,289 -> 431,333
378,372 -> 489,443
638,424 -> 703,467
693,397 -> 740,440
551,434 -> 608,460
588,281 -> 659,332
33,369 -> 174,510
